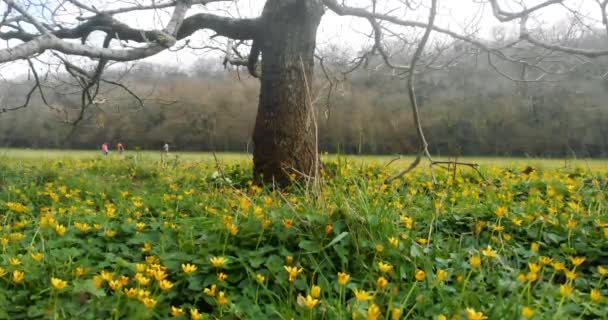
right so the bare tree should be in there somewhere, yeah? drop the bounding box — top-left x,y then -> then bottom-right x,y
1,0 -> 608,186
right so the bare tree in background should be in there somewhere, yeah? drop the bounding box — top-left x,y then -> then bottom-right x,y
1,0 -> 608,186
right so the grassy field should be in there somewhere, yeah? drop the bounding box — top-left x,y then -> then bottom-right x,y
0,149 -> 607,319
2,148 -> 607,170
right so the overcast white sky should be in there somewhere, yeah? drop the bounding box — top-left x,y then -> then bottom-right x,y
0,0 -> 604,77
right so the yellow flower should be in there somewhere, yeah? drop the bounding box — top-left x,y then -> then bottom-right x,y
522,307 -> 534,318
415,269 -> 426,281
283,219 -> 294,229
298,294 -> 320,309
190,308 -> 202,320
217,272 -> 228,282
159,279 -> 174,291
552,261 -> 565,271
9,257 -> 21,266
74,267 -> 86,277
311,285 -> 321,298
526,272 -> 538,282
437,315 -> 447,320
141,297 -> 157,309
338,272 -> 350,285
388,237 -> 399,247
376,245 -> 384,252
599,266 -> 608,276
135,273 -> 150,286
517,273 -> 527,282
136,263 -> 147,273
210,256 -> 227,268
590,289 -> 602,302
0,267 -> 7,277
284,266 -> 303,282
367,303 -> 381,320
539,256 -> 553,265
530,242 -> 540,252
170,306 -> 184,317
560,284 -> 573,297
124,287 -> 138,298
570,256 -> 585,267
55,224 -> 67,236
216,291 -> 228,305
481,246 -> 498,258
256,273 -> 266,284
285,256 -> 294,265
391,308 -> 402,320
325,224 -> 333,234
378,262 -> 393,273
495,206 -> 508,217
465,307 -> 487,320
436,269 -> 448,282
12,270 -> 25,283
377,276 -> 389,289
469,255 -> 482,268
50,277 -> 68,290
93,275 -> 104,288
31,252 -> 44,262
181,263 -> 197,274
528,263 -> 541,273
353,289 -> 374,302
204,284 -> 217,297
109,280 -> 123,291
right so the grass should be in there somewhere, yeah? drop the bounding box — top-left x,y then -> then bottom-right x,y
0,149 -> 606,319
1,148 -> 607,170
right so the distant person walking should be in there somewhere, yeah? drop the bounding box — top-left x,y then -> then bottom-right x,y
163,143 -> 169,154
117,142 -> 125,154
101,143 -> 109,156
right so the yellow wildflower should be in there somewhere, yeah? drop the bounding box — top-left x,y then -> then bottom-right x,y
353,289 -> 374,302
30,252 -> 44,262
210,256 -> 227,268
469,255 -> 482,268
298,294 -> 320,309
481,246 -> 498,258
367,303 -> 381,320
377,276 -> 389,289
338,272 -> 350,285
217,272 -> 228,282
216,291 -> 228,305
560,284 -> 573,297
256,273 -> 266,284
378,262 -> 393,273
415,269 -> 426,281
311,285 -> 321,298
190,308 -> 201,320
465,307 -> 487,320
522,307 -> 534,318
50,277 -> 68,290
170,306 -> 184,317
181,263 -> 197,274
284,266 -> 303,282
436,269 -> 448,282
159,279 -> 173,291
204,285 -> 217,297
590,289 -> 602,302
570,256 -> 585,267
12,270 -> 24,283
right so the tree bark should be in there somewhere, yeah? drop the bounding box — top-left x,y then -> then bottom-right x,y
253,0 -> 324,186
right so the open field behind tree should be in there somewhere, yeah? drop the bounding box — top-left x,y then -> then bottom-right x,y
0,151 -> 607,319
1,148 -> 608,171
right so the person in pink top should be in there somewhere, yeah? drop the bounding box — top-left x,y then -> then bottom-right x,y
101,143 -> 109,156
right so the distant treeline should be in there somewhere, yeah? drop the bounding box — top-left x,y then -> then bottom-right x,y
1,42 -> 608,157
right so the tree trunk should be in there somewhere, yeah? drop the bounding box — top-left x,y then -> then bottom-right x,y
252,0 -> 324,186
